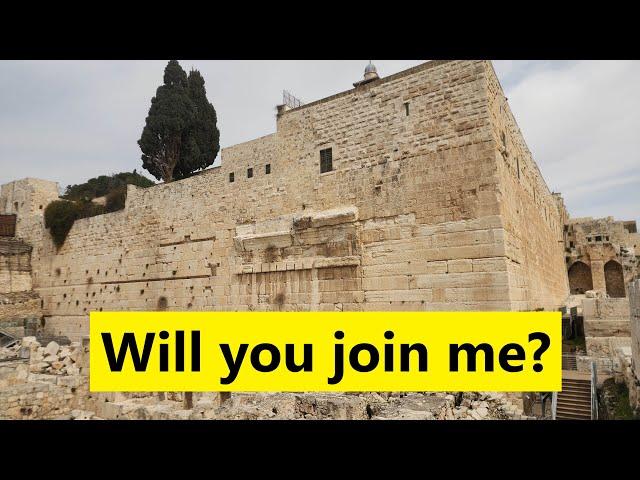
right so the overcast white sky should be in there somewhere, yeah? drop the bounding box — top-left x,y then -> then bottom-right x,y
0,60 -> 638,224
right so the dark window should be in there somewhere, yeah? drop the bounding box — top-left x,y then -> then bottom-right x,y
229,172 -> 234,183
320,148 -> 333,173
265,164 -> 271,175
569,241 -> 574,248
595,235 -> 602,242
606,236 -> 609,241
247,168 -> 253,178
404,102 -> 410,116
587,237 -> 592,242
516,157 -> 520,179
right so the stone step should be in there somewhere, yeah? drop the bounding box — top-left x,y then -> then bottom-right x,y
562,383 -> 590,391
556,411 -> 591,420
556,404 -> 591,416
558,395 -> 591,405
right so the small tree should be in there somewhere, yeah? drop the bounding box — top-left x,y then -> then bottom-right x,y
138,60 -> 220,183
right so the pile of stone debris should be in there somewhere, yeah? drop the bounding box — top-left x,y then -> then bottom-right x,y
1,338 -> 534,421
97,390 -> 533,421
211,391 -> 532,420
0,341 -> 22,360
11,337 -> 83,375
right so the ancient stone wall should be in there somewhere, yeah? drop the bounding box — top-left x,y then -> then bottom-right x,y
624,280 -> 640,412
1,237 -> 42,338
0,60 -> 569,341
629,280 -> 640,380
0,178 -> 59,243
485,63 -> 569,311
0,238 -> 33,293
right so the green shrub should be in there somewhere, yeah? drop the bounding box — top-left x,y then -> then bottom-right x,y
105,185 -> 127,213
44,200 -> 81,248
62,170 -> 154,202
77,199 -> 106,218
46,171 -> 152,249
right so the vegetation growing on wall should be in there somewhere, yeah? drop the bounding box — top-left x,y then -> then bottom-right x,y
104,185 -> 127,213
45,171 -> 154,248
44,200 -> 81,248
63,171 -> 154,202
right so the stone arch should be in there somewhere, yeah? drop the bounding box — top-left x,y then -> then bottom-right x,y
568,261 -> 593,294
604,260 -> 625,297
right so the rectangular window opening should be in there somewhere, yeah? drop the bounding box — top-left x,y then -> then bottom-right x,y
265,164 -> 271,175
320,148 -> 333,174
247,168 -> 253,178
404,102 -> 410,116
229,172 -> 234,183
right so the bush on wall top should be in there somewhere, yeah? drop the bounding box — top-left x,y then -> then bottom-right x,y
45,171 -> 154,248
44,199 -> 109,248
44,200 -> 81,248
62,170 -> 154,202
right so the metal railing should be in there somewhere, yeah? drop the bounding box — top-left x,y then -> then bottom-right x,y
561,353 -> 578,370
590,361 -> 598,420
283,90 -> 304,109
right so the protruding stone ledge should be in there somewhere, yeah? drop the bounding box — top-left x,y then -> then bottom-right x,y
293,206 -> 358,230
233,231 -> 293,252
235,255 -> 360,275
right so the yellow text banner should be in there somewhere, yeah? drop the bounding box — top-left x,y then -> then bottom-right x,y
89,311 -> 561,392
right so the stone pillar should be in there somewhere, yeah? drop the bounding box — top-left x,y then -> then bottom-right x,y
591,260 -> 606,292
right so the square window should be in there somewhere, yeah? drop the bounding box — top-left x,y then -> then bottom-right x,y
320,148 -> 332,173
247,168 -> 253,178
265,164 -> 271,175
595,235 -> 602,242
229,172 -> 234,183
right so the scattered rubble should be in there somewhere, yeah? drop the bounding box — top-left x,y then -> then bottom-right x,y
1,338 -> 533,420
21,338 -> 82,376
91,391 -> 532,421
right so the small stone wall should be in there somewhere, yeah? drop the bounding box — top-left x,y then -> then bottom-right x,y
583,297 -> 631,358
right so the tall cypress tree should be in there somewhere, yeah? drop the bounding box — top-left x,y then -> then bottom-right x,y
174,69 -> 220,180
138,61 -> 220,183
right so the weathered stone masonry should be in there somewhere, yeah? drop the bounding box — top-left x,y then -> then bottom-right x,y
1,60 -> 569,342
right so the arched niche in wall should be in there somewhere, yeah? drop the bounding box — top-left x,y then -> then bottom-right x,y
604,259 -> 625,298
568,261 -> 593,294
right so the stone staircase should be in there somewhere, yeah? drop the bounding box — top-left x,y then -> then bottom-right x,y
556,372 -> 592,420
